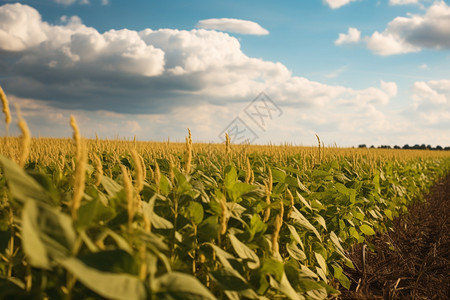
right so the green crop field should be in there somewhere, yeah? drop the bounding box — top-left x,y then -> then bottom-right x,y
1,89 -> 450,299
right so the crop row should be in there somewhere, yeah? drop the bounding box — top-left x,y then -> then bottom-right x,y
1,134 -> 449,299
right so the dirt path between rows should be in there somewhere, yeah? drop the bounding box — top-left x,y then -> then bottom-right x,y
339,174 -> 450,300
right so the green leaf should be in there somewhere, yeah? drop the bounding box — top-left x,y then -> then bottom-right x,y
80,250 -> 139,275
270,271 -> 305,300
248,214 -> 267,241
295,191 -> 311,210
104,229 -> 133,254
271,168 -> 286,183
58,257 -> 146,300
159,174 -> 171,196
296,278 -> 324,293
210,267 -> 258,299
186,201 -> 204,225
335,183 -> 348,195
329,232 -> 345,256
153,272 -> 217,300
286,243 -> 306,261
332,264 -> 351,290
204,243 -> 236,269
229,182 -> 256,202
75,197 -> 99,229
287,224 -> 304,250
229,233 -> 260,269
384,209 -> 393,221
174,169 -> 192,194
224,165 -> 237,190
290,208 -> 322,242
21,201 -> 50,269
101,175 -> 122,197
311,169 -> 331,179
314,215 -> 327,231
349,226 -> 359,239
143,196 -> 173,230
22,200 -> 76,268
314,252 -> 327,275
359,224 -> 375,236
260,258 -> 284,282
0,155 -> 52,204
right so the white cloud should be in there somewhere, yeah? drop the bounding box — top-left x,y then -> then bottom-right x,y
196,18 -> 269,35
0,3 -> 420,146
380,80 -> 398,97
409,80 -> 450,127
53,0 -> 109,5
0,3 -> 165,76
419,63 -> 428,69
389,0 -> 420,5
335,27 -> 361,45
365,1 -> 450,55
0,4 -> 48,51
54,0 -> 77,5
324,0 -> 357,9
412,80 -> 449,105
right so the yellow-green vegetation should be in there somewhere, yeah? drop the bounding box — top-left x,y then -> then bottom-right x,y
1,86 -> 450,299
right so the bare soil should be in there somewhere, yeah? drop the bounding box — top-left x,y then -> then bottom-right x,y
338,174 -> 450,300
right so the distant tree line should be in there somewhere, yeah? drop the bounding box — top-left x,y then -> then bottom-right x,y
358,144 -> 450,151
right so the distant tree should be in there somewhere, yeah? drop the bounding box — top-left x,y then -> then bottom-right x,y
370,145 -> 375,148
413,144 -> 420,149
436,145 -> 443,151
358,144 -> 367,148
426,145 -> 432,150
394,145 -> 401,149
403,144 -> 410,149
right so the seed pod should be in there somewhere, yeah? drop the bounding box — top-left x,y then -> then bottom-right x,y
184,136 -> 192,174
219,196 -> 228,235
16,105 -> 31,168
0,85 -> 11,132
271,214 -> 282,257
131,149 -> 144,192
121,165 -> 135,227
93,153 -> 103,187
263,181 -> 271,222
245,157 -> 251,184
70,115 -> 86,220
154,160 -> 161,194
287,188 -> 294,218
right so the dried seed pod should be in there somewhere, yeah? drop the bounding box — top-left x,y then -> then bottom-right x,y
16,105 -> 31,168
219,196 -> 228,235
0,85 -> 11,132
93,153 -> 103,187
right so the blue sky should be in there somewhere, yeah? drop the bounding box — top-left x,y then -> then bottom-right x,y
0,0 -> 449,146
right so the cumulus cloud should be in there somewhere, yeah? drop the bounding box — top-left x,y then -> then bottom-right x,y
335,27 -> 361,45
0,3 -> 407,146
196,18 -> 269,35
381,80 -> 398,97
54,0 -> 77,5
324,0 -> 357,9
409,80 -> 450,126
389,0 -> 420,5
365,1 -> 450,55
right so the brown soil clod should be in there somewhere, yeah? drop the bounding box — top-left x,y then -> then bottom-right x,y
338,174 -> 450,300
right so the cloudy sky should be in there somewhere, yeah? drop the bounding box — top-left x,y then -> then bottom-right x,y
0,0 -> 449,146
